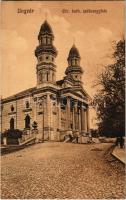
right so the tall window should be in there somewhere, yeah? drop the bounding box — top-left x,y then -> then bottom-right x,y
26,101 -> 30,109
10,118 -> 14,130
39,73 -> 42,83
52,72 -> 54,81
11,105 -> 14,112
25,115 -> 30,129
46,36 -> 48,44
47,38 -> 51,45
47,72 -> 49,81
39,56 -> 42,61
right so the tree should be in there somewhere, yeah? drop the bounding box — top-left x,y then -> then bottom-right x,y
93,39 -> 125,137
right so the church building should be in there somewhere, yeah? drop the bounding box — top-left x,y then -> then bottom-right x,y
1,20 -> 91,141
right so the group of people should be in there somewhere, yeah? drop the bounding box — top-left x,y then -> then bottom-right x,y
115,136 -> 125,148
64,134 -> 125,147
69,133 -> 79,143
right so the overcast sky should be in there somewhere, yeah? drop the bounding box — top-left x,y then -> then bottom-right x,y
1,1 -> 124,98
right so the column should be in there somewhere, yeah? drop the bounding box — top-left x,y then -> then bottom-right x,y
67,97 -> 71,130
49,95 -> 53,140
58,102 -> 61,131
3,137 -> 7,145
34,97 -> 37,121
86,107 -> 90,133
42,98 -> 45,141
74,101 -> 78,130
84,109 -> 87,133
81,106 -> 87,134
46,93 -> 52,140
78,109 -> 81,132
72,107 -> 75,130
46,94 -> 50,127
81,106 -> 84,132
58,101 -> 61,141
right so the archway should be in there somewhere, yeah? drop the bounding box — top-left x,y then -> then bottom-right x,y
25,115 -> 30,129
10,118 -> 14,130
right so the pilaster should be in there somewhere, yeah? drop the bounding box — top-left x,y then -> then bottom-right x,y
58,102 -> 61,131
66,97 -> 71,130
78,108 -> 81,132
74,100 -> 78,130
72,106 -> 75,130
86,107 -> 90,133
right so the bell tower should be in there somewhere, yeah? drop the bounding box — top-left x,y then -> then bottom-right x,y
65,44 -> 83,85
35,20 -> 58,87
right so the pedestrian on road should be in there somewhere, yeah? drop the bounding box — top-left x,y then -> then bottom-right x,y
115,137 -> 120,146
69,134 -> 73,142
76,136 -> 79,143
120,137 -> 124,149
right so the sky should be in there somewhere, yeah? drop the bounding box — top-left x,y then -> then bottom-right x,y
1,1 -> 124,98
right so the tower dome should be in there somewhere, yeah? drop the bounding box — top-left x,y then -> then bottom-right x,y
65,44 -> 83,84
35,20 -> 57,87
68,44 -> 80,60
38,20 -> 54,39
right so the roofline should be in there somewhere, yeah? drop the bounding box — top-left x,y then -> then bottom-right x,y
1,86 -> 59,104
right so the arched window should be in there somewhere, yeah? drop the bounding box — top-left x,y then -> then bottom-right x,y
46,36 -> 48,44
25,115 -> 30,129
47,72 -> 49,82
41,73 -> 44,83
52,72 -> 54,81
26,101 -> 30,109
39,73 -> 42,83
10,118 -> 14,130
11,105 -> 14,112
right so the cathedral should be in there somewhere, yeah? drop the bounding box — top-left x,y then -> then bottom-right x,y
1,20 -> 91,142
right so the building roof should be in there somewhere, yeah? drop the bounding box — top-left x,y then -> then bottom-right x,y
68,44 -> 81,59
2,83 -> 91,105
35,44 -> 57,57
65,66 -> 83,75
38,20 -> 54,37
2,87 -> 36,103
56,80 -> 64,86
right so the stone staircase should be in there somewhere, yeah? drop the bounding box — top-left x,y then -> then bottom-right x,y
63,134 -> 92,144
1,130 -> 37,155
1,140 -> 36,155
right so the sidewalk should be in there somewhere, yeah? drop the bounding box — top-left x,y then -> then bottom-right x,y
112,146 -> 125,164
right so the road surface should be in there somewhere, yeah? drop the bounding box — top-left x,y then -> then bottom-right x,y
1,142 -> 125,199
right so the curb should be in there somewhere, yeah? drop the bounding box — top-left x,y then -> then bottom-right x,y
111,146 -> 125,165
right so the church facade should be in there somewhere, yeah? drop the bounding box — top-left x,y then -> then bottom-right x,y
1,21 -> 91,141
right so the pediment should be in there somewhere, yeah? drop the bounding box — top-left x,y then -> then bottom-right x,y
73,87 -> 92,101
60,86 -> 91,102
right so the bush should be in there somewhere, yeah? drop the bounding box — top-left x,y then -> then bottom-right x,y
2,129 -> 23,139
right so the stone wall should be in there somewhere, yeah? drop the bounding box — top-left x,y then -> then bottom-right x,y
1,96 -> 34,133
1,91 -> 90,142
